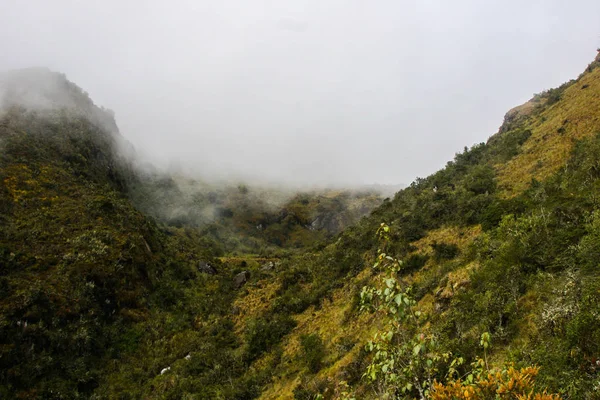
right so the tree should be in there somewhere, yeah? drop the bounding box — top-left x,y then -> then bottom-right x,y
359,223 -> 455,399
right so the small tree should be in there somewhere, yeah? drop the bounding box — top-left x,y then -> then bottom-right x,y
300,333 -> 326,373
359,223 -> 457,399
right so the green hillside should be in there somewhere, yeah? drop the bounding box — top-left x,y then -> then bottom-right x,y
1,53 -> 600,399
0,70 -> 226,397
246,52 -> 600,399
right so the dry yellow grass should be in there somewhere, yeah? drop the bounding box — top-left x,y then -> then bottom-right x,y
258,268 -> 378,400
231,279 -> 281,334
240,60 -> 600,399
255,226 -> 486,398
434,261 -> 479,301
257,226 -> 487,398
410,225 -> 482,256
408,226 -> 483,315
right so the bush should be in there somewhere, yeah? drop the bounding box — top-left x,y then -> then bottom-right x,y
431,242 -> 460,262
402,253 -> 429,274
244,314 -> 297,363
431,364 -> 560,399
299,333 -> 326,373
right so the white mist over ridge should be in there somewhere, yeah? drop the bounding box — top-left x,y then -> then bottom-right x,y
0,66 -> 402,205
0,68 -> 120,138
1,1 -> 599,186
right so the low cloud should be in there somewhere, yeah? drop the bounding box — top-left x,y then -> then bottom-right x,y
0,1 -> 599,187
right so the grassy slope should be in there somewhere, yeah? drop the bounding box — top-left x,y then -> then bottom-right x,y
496,57 -> 600,196
235,53 -> 600,399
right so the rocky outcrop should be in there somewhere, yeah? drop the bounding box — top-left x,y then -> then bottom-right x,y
260,261 -> 275,271
233,271 -> 250,289
198,261 -> 217,275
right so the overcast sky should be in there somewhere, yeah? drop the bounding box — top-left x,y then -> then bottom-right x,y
1,0 -> 599,186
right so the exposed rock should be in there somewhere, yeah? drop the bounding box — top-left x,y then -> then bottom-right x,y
497,101 -> 536,134
198,262 -> 217,275
308,214 -> 344,234
142,238 -> 152,254
309,217 -> 321,231
233,271 -> 250,289
260,261 -> 275,271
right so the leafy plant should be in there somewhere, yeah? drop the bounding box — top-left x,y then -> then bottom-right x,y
359,224 -> 457,399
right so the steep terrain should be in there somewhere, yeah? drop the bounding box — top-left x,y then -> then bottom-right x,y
240,52 -> 600,399
0,69 -> 229,398
1,53 -> 600,399
0,68 -> 382,399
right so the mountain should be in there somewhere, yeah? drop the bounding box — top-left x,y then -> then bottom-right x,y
246,51 -> 600,399
1,52 -> 599,399
0,68 -> 382,399
0,68 -> 203,397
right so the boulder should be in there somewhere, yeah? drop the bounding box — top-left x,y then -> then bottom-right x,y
233,271 -> 250,289
198,262 -> 217,275
260,261 -> 275,271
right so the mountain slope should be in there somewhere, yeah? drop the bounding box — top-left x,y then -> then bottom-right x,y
0,69 -> 382,399
129,173 -> 384,255
0,70 -> 221,398
230,53 -> 600,399
495,54 -> 600,196
1,53 -> 600,399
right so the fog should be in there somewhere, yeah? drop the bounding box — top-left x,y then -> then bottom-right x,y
1,0 -> 599,186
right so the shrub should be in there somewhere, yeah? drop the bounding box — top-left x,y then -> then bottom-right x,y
244,314 -> 297,363
402,253 -> 429,274
431,364 -> 560,400
299,333 -> 326,373
431,242 -> 460,262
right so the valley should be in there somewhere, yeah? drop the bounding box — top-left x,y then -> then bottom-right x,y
1,52 -> 600,399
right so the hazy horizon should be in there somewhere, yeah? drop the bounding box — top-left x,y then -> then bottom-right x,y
1,0 -> 599,186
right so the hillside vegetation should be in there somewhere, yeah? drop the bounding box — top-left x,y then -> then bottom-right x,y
0,53 -> 599,399
246,51 -> 600,399
129,173 -> 384,255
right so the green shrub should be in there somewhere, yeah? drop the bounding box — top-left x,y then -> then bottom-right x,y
431,242 -> 460,262
299,333 -> 326,373
402,253 -> 429,274
244,314 -> 297,363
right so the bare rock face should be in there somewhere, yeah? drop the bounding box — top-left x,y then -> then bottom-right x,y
198,262 -> 217,275
233,271 -> 250,289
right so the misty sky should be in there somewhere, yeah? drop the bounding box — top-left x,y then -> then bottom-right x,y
1,1 -> 599,186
